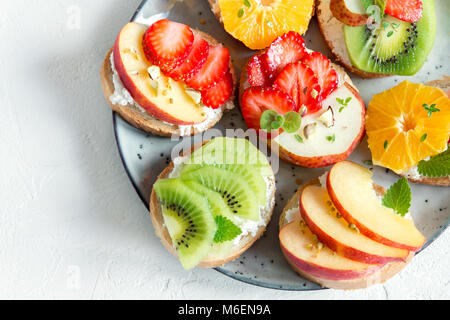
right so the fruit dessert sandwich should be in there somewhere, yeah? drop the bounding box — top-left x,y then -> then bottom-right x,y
366,78 -> 450,186
208,0 -> 315,50
100,19 -> 236,137
240,32 -> 366,168
317,0 -> 436,77
279,161 -> 426,290
149,137 -> 276,270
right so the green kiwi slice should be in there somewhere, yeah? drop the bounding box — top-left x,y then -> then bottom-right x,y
153,179 -> 216,270
189,137 -> 272,177
180,164 -> 267,206
344,0 -> 436,75
181,166 -> 260,221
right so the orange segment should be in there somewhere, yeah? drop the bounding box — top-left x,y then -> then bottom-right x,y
218,0 -> 314,50
366,81 -> 450,173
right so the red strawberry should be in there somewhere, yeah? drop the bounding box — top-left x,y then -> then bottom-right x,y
241,87 -> 296,131
273,62 -> 322,115
301,52 -> 338,100
263,31 -> 308,82
187,45 -> 230,91
385,0 -> 423,23
142,19 -> 194,68
201,71 -> 233,109
247,55 -> 270,87
162,34 -> 209,81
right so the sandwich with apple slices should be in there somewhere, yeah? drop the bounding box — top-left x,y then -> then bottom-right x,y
317,0 -> 436,78
149,137 -> 276,269
279,161 -> 425,290
366,78 -> 450,187
100,20 -> 236,137
240,31 -> 366,168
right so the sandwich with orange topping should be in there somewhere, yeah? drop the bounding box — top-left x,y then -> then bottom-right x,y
100,19 -> 236,137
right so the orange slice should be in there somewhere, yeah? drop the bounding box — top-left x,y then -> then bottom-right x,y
366,81 -> 450,173
218,0 -> 314,50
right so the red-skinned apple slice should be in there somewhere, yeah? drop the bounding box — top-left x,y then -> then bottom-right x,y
280,220 -> 381,281
114,22 -> 206,125
330,0 -> 369,26
327,161 -> 426,251
300,185 -> 410,264
270,83 -> 365,168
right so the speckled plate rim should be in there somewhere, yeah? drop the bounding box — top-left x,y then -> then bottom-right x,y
111,0 -> 449,292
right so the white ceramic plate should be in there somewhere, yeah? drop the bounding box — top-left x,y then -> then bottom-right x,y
112,0 -> 450,290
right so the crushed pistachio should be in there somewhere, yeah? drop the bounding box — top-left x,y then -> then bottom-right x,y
185,88 -> 202,104
318,107 -> 335,128
148,66 -> 161,80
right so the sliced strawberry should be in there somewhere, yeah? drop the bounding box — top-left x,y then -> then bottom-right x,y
263,31 -> 308,82
385,0 -> 423,23
142,19 -> 194,68
187,45 -> 230,91
301,52 -> 338,100
247,55 -> 270,87
162,34 -> 209,81
273,62 -> 322,115
201,71 -> 233,109
241,87 -> 296,131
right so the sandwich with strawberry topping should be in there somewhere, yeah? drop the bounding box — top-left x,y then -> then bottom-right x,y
240,31 -> 366,168
100,19 -> 237,137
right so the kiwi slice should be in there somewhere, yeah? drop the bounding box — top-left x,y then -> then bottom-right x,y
153,179 -> 216,270
181,164 -> 267,206
181,166 -> 260,221
344,0 -> 436,75
189,137 -> 272,177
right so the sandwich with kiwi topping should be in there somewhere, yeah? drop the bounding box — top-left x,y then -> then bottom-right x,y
149,137 -> 276,269
317,0 -> 436,78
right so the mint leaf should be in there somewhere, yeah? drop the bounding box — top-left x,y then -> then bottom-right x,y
417,147 -> 450,178
382,178 -> 411,216
214,215 -> 242,243
282,111 -> 302,133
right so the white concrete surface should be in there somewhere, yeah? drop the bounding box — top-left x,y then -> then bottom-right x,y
0,0 -> 448,300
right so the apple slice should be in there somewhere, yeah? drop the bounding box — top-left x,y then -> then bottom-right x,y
113,22 -> 207,125
300,185 -> 410,264
327,161 -> 426,251
330,0 -> 369,26
280,220 -> 381,281
270,83 -> 365,168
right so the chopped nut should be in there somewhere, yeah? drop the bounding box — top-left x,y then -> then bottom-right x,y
148,65 -> 161,80
318,107 -> 335,128
185,88 -> 202,104
311,89 -> 319,99
303,122 -> 317,140
316,242 -> 324,251
299,105 -> 308,117
149,80 -> 158,95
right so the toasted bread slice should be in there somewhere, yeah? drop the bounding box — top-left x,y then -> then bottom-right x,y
149,144 -> 276,268
100,30 -> 237,137
398,77 -> 450,187
316,0 -> 389,79
279,179 -> 414,290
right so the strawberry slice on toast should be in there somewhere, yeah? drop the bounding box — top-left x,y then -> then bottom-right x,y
301,52 -> 338,101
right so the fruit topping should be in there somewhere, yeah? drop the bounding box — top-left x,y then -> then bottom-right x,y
187,45 -> 230,91
217,0 -> 315,50
344,0 -> 436,75
200,71 -> 233,109
385,0 -> 423,23
241,87 -> 296,132
330,0 -> 369,26
263,31 -> 308,81
247,55 -> 270,87
301,52 -> 339,100
142,19 -> 194,69
153,178 -> 217,270
273,62 -> 322,115
366,81 -> 450,173
162,34 -> 209,81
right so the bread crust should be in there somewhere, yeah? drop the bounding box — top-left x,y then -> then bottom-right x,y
149,144 -> 276,268
316,0 -> 389,79
279,179 -> 414,290
398,77 -> 450,187
100,29 -> 237,137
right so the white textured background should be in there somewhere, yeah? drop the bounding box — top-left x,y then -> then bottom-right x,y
0,0 -> 448,300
